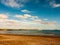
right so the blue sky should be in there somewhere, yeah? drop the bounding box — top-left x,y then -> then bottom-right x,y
0,0 -> 60,30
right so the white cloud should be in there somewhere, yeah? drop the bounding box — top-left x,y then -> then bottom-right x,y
1,0 -> 23,8
32,16 -> 39,19
24,14 -> 31,17
15,14 -> 31,19
0,19 -> 20,29
46,22 -> 56,26
0,13 -> 58,30
21,9 -> 30,13
15,14 -> 56,27
49,0 -> 60,8
15,15 -> 24,18
53,4 -> 60,8
0,19 -> 57,29
0,14 -> 8,19
33,19 -> 42,23
43,19 -> 48,21
0,19 -> 41,29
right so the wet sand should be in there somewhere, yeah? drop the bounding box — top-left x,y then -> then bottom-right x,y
0,34 -> 60,45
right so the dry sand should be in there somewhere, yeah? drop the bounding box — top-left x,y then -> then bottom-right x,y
0,34 -> 60,45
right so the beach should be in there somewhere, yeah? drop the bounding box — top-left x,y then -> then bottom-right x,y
0,34 -> 60,45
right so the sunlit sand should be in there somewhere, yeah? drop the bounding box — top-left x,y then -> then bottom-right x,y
0,34 -> 60,45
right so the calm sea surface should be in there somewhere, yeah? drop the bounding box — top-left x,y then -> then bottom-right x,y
0,30 -> 60,36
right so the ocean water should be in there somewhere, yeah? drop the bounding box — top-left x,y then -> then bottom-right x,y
0,30 -> 60,36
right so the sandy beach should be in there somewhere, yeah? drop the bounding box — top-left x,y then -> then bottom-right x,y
0,34 -> 60,45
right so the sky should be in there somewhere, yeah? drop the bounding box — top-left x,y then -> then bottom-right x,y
0,0 -> 60,30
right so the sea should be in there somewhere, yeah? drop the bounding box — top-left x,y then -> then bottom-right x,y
0,30 -> 60,36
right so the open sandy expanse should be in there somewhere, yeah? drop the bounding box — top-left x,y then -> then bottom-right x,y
0,34 -> 60,45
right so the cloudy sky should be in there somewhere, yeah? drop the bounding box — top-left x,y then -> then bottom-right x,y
0,0 -> 60,30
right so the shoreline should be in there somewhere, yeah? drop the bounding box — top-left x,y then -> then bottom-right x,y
0,34 -> 60,38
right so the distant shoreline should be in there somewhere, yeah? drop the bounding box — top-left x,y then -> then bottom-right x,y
0,34 -> 60,38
